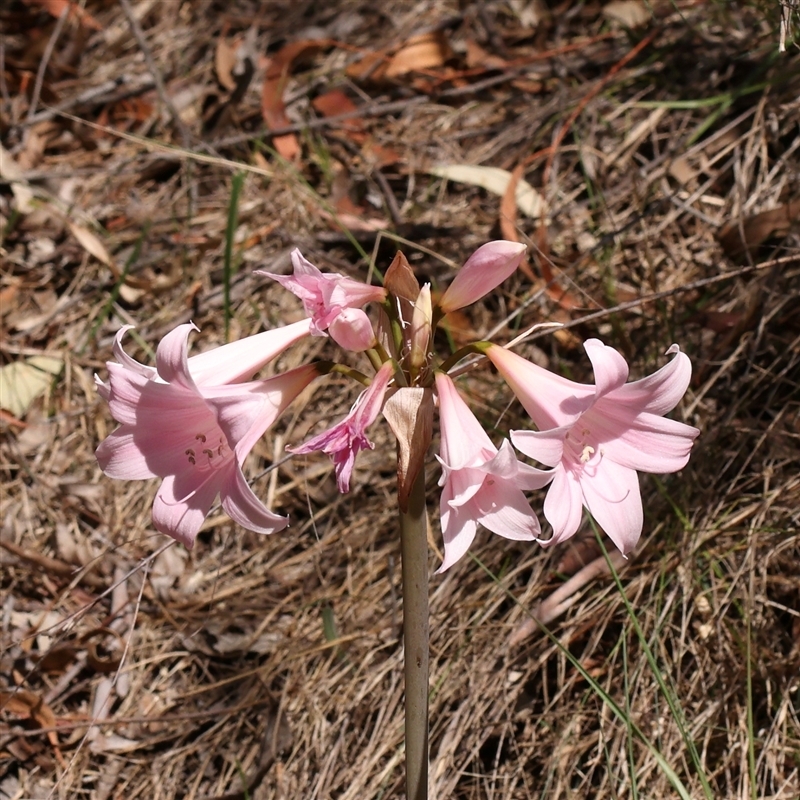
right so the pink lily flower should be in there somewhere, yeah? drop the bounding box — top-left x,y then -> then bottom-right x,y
438,241 -> 526,313
98,318 -> 311,391
257,249 -> 386,346
486,341 -> 700,554
96,323 -> 319,548
290,361 -> 394,492
434,372 -> 552,572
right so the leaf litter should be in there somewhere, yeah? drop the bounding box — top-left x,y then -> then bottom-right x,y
1,1 -> 799,798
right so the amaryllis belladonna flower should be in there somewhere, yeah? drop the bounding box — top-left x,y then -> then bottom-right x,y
257,249 -> 385,349
486,341 -> 699,554
290,361 -> 394,492
434,372 -> 552,572
96,323 -> 319,547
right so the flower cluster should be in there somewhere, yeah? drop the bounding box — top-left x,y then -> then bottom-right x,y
96,242 -> 698,567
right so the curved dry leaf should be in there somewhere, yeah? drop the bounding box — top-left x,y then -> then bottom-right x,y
0,356 -> 63,418
384,31 -> 451,78
68,222 -> 114,268
215,37 -> 238,92
603,0 -> 651,28
429,164 -> 547,218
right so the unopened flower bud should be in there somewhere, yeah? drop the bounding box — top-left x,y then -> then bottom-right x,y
328,308 -> 377,352
438,240 -> 526,313
409,283 -> 432,375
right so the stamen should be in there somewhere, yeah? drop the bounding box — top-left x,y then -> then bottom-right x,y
195,433 -> 207,442
580,445 -> 595,463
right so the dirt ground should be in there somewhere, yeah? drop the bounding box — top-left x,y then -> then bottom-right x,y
1,1 -> 799,798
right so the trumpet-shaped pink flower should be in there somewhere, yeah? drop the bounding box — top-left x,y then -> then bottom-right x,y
257,249 -> 385,347
290,361 -> 394,492
434,372 -> 552,572
96,323 -> 319,548
486,341 -> 699,554
438,240 -> 526,313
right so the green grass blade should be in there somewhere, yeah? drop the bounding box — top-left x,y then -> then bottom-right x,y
472,554 -> 696,800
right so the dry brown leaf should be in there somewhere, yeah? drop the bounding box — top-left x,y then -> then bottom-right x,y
499,162 -> 536,283
464,39 -> 508,70
312,90 -> 365,137
68,222 -> 114,268
429,164 -> 547,218
718,199 -> 800,261
602,0 -> 651,28
24,0 -> 103,31
0,689 -> 61,749
384,31 -> 452,78
215,36 -> 239,92
0,356 -> 63,418
261,40 -> 326,160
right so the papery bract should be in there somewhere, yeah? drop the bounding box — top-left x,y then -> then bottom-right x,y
486,341 -> 699,554
434,372 -> 551,572
257,248 -> 386,337
290,361 -> 394,492
438,240 -> 526,313
96,323 -> 319,548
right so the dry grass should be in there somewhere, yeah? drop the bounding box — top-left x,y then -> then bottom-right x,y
1,1 -> 799,798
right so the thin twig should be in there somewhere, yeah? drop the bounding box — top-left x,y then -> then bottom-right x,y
27,4 -> 69,122
116,0 -> 193,147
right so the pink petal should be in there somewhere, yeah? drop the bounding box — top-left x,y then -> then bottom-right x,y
584,339 -> 629,398
328,308 -> 376,351
438,461 -> 483,507
580,459 -> 642,554
484,439 -> 552,490
437,486 -> 478,573
187,319 -> 312,386
511,427 -> 567,468
609,345 -> 692,415
206,364 -> 320,457
542,467 -> 584,546
111,326 -> 156,379
152,472 -> 222,548
435,373 -> 494,468
155,323 -> 200,392
95,429 -> 158,480
326,276 -> 387,309
473,478 -> 540,541
594,410 -> 699,473
222,468 -> 289,535
439,241 -> 526,313
486,345 -> 594,429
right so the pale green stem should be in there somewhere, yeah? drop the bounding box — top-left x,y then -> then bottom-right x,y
400,464 -> 429,800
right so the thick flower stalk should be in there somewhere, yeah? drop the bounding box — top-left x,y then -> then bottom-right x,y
434,372 -> 552,571
96,323 -> 319,547
485,340 -> 699,554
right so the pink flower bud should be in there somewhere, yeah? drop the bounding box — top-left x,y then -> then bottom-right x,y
328,308 -> 377,352
438,240 -> 526,313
